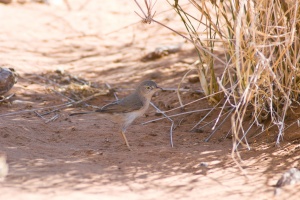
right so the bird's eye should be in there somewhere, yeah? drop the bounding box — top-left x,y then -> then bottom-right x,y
146,86 -> 151,90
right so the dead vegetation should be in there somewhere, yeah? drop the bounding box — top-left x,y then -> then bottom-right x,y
135,0 -> 300,152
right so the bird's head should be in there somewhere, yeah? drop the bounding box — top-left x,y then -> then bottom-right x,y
137,80 -> 162,98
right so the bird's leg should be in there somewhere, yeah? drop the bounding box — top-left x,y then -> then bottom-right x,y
120,128 -> 132,151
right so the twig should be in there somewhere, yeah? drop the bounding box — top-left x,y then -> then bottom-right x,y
149,102 -> 174,147
0,93 -> 14,102
38,109 -> 61,117
0,102 -> 71,118
196,108 -> 232,132
204,108 -> 233,142
177,68 -> 196,108
134,0 -> 157,24
162,87 -> 203,94
212,96 -> 231,131
142,106 -> 230,125
116,87 -> 203,94
69,75 -> 89,85
50,88 -> 95,109
0,91 -> 107,118
234,119 -> 257,151
225,128 -> 232,138
34,111 -> 47,120
190,100 -> 222,131
45,113 -> 59,124
35,110 -> 59,124
50,88 -> 75,103
105,83 -> 118,100
162,90 -> 224,114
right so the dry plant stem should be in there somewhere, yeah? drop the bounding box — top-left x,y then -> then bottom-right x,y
281,117 -> 300,134
225,128 -> 232,138
34,102 -> 60,124
38,109 -> 61,117
0,102 -> 71,118
50,88 -> 75,103
0,93 -> 14,102
50,88 -> 91,108
177,68 -> 196,108
204,108 -> 233,142
0,92 -> 107,118
105,83 -> 119,100
118,87 -> 203,94
190,100 -> 222,131
133,0 -> 226,65
234,0 -> 246,82
252,123 -> 276,139
142,106 -> 230,125
152,18 -> 226,65
212,96 -> 231,131
45,113 -> 59,124
235,119 -> 257,151
134,0 -> 157,24
106,2 -> 190,36
149,102 -> 174,147
136,0 -> 300,154
163,90 -> 224,114
34,111 -> 47,120
162,88 -> 203,94
197,108 -> 232,133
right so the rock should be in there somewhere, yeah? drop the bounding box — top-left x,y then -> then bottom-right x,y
276,168 -> 300,187
0,66 -> 17,95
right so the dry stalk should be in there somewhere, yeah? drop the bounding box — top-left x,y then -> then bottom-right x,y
134,0 -> 300,158
0,91 -> 107,118
150,102 -> 175,147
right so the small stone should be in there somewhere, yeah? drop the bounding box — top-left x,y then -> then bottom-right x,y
276,168 -> 300,187
188,76 -> 200,83
199,162 -> 208,167
194,128 -> 204,133
149,132 -> 158,136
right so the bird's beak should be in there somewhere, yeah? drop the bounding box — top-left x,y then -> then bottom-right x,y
156,86 -> 163,91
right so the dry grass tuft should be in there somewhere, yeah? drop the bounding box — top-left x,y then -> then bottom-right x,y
135,0 -> 300,150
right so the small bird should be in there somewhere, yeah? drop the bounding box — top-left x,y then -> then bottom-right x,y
70,80 -> 162,150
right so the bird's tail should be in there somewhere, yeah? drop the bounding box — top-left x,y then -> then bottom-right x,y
69,112 -> 93,116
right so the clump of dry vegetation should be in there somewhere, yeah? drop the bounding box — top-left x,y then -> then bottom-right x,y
136,0 -> 300,149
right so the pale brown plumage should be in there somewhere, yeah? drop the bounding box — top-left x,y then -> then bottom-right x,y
70,80 -> 161,150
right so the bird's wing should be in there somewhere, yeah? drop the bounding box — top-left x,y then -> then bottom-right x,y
96,94 -> 144,114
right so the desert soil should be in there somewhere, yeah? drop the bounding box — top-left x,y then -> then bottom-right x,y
0,1 -> 300,199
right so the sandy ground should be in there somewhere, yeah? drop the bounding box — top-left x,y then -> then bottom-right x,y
0,1 -> 300,199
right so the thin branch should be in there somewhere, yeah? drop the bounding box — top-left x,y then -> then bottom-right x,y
105,83 -> 118,100
0,91 -> 107,118
142,106 -> 230,125
204,108 -> 233,142
149,102 -> 174,147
